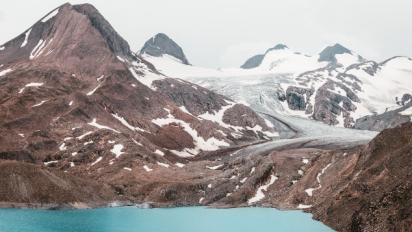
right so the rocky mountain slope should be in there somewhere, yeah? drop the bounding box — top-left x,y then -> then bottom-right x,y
142,36 -> 412,131
0,3 -> 278,205
0,3 -> 410,232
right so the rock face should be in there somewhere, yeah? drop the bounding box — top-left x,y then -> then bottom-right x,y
285,86 -> 314,111
354,102 -> 412,131
0,3 -> 277,207
318,43 -> 353,63
312,122 -> 412,232
140,33 -> 190,65
240,54 -> 264,69
0,161 -> 115,208
240,44 -> 289,69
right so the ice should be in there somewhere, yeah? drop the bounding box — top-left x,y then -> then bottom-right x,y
248,174 -> 278,204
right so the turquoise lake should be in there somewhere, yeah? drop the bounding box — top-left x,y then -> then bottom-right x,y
0,207 -> 333,232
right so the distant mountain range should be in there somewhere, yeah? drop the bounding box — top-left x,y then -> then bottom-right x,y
0,4 -> 410,232
141,33 -> 412,131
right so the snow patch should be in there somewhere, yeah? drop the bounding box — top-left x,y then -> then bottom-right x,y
88,118 -> 120,133
76,131 -> 93,140
91,157 -> 103,166
111,144 -> 124,158
206,164 -> 224,170
248,174 -> 278,204
19,82 -> 43,93
153,112 -> 229,156
59,143 -> 67,151
41,8 -> 59,22
0,68 -> 13,77
154,149 -> 165,156
86,83 -> 102,96
174,163 -> 185,168
297,204 -> 312,209
44,160 -> 58,166
20,28 -> 31,48
143,165 -> 153,172
305,163 -> 332,197
32,100 -> 48,108
112,113 -> 145,132
157,162 -> 170,168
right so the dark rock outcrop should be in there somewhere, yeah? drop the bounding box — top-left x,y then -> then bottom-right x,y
318,43 -> 352,63
140,33 -> 190,65
240,54 -> 265,69
240,44 -> 288,69
354,103 -> 412,131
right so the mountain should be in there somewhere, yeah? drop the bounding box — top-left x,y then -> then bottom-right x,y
0,4 -> 410,231
0,3 -> 278,206
318,43 -> 364,66
142,35 -> 411,131
240,44 -> 289,69
139,33 -> 190,65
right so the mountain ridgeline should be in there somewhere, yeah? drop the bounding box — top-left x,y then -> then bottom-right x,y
0,3 -> 411,232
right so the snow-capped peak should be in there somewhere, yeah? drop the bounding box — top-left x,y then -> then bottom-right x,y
318,43 -> 364,67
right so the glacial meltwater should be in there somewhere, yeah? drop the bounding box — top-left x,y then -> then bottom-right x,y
0,207 -> 333,232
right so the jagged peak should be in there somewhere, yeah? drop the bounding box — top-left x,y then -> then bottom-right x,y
140,33 -> 190,65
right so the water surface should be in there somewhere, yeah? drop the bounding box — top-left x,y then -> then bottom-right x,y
0,207 -> 333,232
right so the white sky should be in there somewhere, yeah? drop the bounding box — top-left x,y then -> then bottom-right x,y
0,0 -> 411,68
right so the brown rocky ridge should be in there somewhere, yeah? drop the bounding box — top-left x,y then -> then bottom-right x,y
0,3 -> 410,232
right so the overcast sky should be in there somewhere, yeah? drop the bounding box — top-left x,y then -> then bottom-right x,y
0,0 -> 411,68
